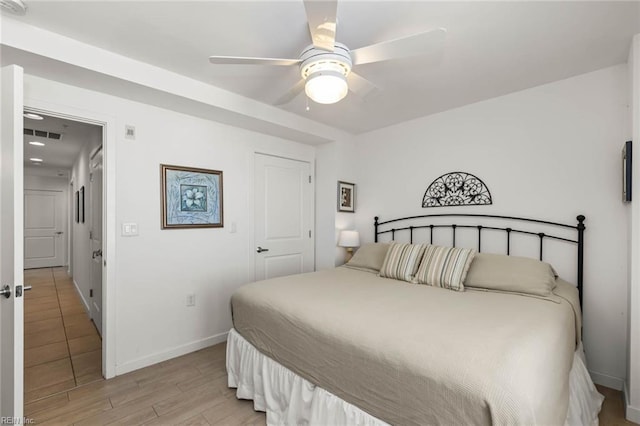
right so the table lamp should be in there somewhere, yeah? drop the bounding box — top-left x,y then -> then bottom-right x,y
338,230 -> 360,262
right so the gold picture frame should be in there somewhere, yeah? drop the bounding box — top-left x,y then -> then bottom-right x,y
160,164 -> 224,229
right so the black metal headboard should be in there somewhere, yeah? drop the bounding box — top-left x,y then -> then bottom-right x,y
374,214 -> 586,307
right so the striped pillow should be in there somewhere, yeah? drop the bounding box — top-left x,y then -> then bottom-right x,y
413,245 -> 476,291
378,243 -> 426,282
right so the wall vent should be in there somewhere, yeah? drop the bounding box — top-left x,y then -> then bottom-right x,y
24,128 -> 64,141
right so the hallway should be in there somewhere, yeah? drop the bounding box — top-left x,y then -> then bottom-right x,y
24,267 -> 103,403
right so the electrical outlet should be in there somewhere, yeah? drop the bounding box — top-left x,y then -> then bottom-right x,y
186,293 -> 196,307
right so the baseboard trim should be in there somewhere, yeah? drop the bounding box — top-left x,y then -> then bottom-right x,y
114,331 -> 229,376
625,382 -> 640,423
72,279 -> 91,315
589,370 -> 624,391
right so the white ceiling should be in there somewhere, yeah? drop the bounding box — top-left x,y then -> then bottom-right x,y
10,1 -> 640,134
23,113 -> 100,169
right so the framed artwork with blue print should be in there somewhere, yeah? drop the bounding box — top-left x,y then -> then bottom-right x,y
160,164 -> 224,229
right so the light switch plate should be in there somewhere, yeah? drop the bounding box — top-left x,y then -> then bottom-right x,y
125,125 -> 136,140
122,222 -> 139,236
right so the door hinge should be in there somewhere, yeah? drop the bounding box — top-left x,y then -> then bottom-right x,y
90,289 -> 93,297
89,231 -> 93,240
308,175 -> 311,183
309,230 -> 312,238
90,172 -> 93,182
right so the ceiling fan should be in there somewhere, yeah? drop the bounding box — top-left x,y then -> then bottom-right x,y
209,0 -> 446,105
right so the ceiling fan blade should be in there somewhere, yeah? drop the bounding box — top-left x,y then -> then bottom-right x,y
351,28 -> 447,66
209,56 -> 301,66
348,72 -> 379,100
303,0 -> 337,51
274,79 -> 306,105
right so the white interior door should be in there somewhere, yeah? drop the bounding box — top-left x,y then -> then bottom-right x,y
90,148 -> 103,335
254,153 -> 314,281
24,189 -> 65,269
0,65 -> 25,420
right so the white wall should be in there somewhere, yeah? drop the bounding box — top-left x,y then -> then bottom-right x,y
23,74 -> 315,375
626,35 -> 640,423
315,138 -> 358,270
351,65 -> 630,388
69,128 -> 102,313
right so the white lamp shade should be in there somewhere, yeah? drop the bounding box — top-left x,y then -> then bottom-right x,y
305,71 -> 349,104
338,230 -> 360,248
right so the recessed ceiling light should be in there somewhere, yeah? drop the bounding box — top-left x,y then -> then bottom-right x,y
0,0 -> 27,15
28,141 -> 45,146
29,158 -> 43,162
23,112 -> 43,120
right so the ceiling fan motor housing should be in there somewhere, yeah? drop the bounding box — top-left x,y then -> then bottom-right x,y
299,42 -> 352,80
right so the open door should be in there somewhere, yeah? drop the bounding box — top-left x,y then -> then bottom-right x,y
0,65 -> 25,420
89,147 -> 103,335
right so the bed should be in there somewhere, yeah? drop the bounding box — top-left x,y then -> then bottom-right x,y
227,214 -> 604,425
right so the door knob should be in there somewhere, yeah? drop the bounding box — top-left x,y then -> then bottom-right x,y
92,249 -> 102,259
0,285 -> 11,299
55,231 -> 63,235
256,247 -> 269,253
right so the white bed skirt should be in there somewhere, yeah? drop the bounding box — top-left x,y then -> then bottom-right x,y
226,328 -> 604,426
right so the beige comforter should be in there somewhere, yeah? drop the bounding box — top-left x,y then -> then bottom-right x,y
231,267 -> 578,426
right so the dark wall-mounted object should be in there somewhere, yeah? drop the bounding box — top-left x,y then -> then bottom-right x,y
623,141 -> 632,203
75,190 -> 79,223
80,186 -> 85,223
422,172 -> 492,208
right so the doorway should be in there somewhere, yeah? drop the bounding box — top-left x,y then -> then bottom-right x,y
22,112 -> 105,403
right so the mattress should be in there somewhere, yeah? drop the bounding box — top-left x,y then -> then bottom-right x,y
227,330 -> 604,426
231,267 -> 579,425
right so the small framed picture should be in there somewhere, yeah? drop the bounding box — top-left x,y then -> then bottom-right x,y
338,181 -> 355,213
623,140 -> 632,202
161,164 -> 224,229
75,190 -> 79,223
80,186 -> 85,223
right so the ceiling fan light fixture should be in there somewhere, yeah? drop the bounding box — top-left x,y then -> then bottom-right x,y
305,70 -> 348,104
0,0 -> 27,15
23,112 -> 43,120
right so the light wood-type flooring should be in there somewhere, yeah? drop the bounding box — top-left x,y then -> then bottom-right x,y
24,267 -> 103,404
22,268 -> 635,425
23,349 -> 636,425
